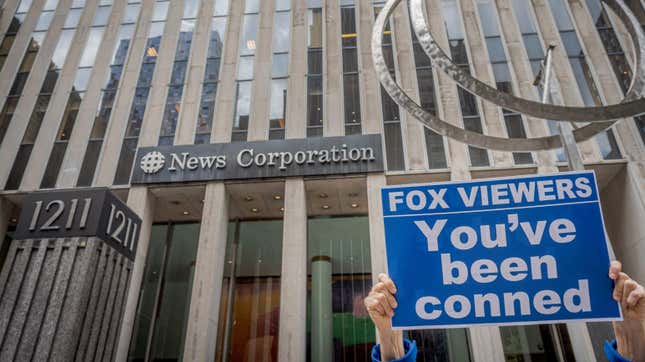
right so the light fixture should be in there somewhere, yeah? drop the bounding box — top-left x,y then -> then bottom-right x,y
10,218 -> 16,223
350,203 -> 358,208
147,47 -> 158,57
251,207 -> 259,213
274,195 -> 282,200
319,193 -> 328,199
322,205 -> 330,209
244,195 -> 254,202
182,211 -> 190,215
246,39 -> 256,50
279,207 -> 285,212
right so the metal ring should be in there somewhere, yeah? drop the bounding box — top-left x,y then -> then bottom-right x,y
371,0 -> 617,151
408,0 -> 645,122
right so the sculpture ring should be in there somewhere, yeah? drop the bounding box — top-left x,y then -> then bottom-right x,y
372,0 -> 645,151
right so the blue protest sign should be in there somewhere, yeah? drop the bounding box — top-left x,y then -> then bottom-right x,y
381,171 -> 621,329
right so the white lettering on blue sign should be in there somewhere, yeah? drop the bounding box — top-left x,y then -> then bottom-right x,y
381,171 -> 620,329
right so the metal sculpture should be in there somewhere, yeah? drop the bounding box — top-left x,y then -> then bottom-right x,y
371,0 -> 645,152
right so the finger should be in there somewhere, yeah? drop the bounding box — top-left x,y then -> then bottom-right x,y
609,261 -> 622,279
365,296 -> 386,316
372,282 -> 398,310
375,292 -> 394,317
626,285 -> 645,308
613,272 -> 629,302
622,280 -> 638,308
378,273 -> 397,295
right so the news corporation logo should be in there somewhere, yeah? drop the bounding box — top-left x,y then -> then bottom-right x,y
140,151 -> 165,174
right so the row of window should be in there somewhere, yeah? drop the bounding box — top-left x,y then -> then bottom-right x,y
0,0 -> 642,190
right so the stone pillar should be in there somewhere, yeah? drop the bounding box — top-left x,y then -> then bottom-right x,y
458,0 -> 513,168
182,182 -> 229,361
114,186 -> 155,362
0,189 -> 141,361
310,255 -> 332,362
469,326 -> 505,362
277,178 -> 307,361
391,3 -> 429,170
323,0 -> 344,136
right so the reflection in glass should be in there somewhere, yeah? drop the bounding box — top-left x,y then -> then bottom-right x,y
215,220 -> 283,362
232,81 -> 251,141
307,7 -> 324,137
269,79 -> 287,139
128,223 -> 200,362
341,6 -> 361,135
195,9 -> 228,143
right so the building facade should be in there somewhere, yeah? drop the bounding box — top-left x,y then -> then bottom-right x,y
0,0 -> 643,360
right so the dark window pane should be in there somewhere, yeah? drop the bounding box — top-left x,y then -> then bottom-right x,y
5,144 -> 33,190
384,123 -> 404,171
425,128 -> 447,169
113,138 -> 138,185
77,140 -> 103,186
417,68 -> 436,113
343,73 -> 361,125
40,141 -> 67,188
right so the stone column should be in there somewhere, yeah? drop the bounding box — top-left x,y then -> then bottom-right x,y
494,0 -> 557,173
182,182 -> 229,361
114,186 -> 156,362
391,3 -> 429,170
277,178 -> 307,362
323,0 -> 343,136
426,0 -> 471,180
0,189 -> 141,361
529,0 -> 601,162
458,0 -> 513,168
310,255 -> 332,362
247,0 -> 275,140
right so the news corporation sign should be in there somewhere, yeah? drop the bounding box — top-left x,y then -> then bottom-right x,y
130,134 -> 385,184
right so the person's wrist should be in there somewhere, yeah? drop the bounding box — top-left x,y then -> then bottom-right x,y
613,320 -> 645,361
377,327 -> 404,361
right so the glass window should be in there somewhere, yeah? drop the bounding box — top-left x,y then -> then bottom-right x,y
215,220 -> 283,361
35,12 -> 55,31
214,0 -> 229,16
244,0 -> 259,13
272,12 -> 290,53
123,4 -> 141,24
128,223 -> 200,361
237,56 -> 254,80
307,217 -> 374,361
272,53 -> 289,78
511,0 -> 536,33
64,9 -> 82,28
441,0 -> 464,40
269,79 -> 287,137
73,68 -> 92,91
183,0 -> 199,18
308,8 -> 323,48
51,29 -> 76,69
93,6 -> 112,26
239,14 -> 259,55
80,28 -> 104,67
233,81 -> 252,138
275,0 -> 290,11
548,0 -> 574,30
152,1 -> 170,21
476,0 -> 500,37
43,0 -> 58,11
17,0 -> 34,13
